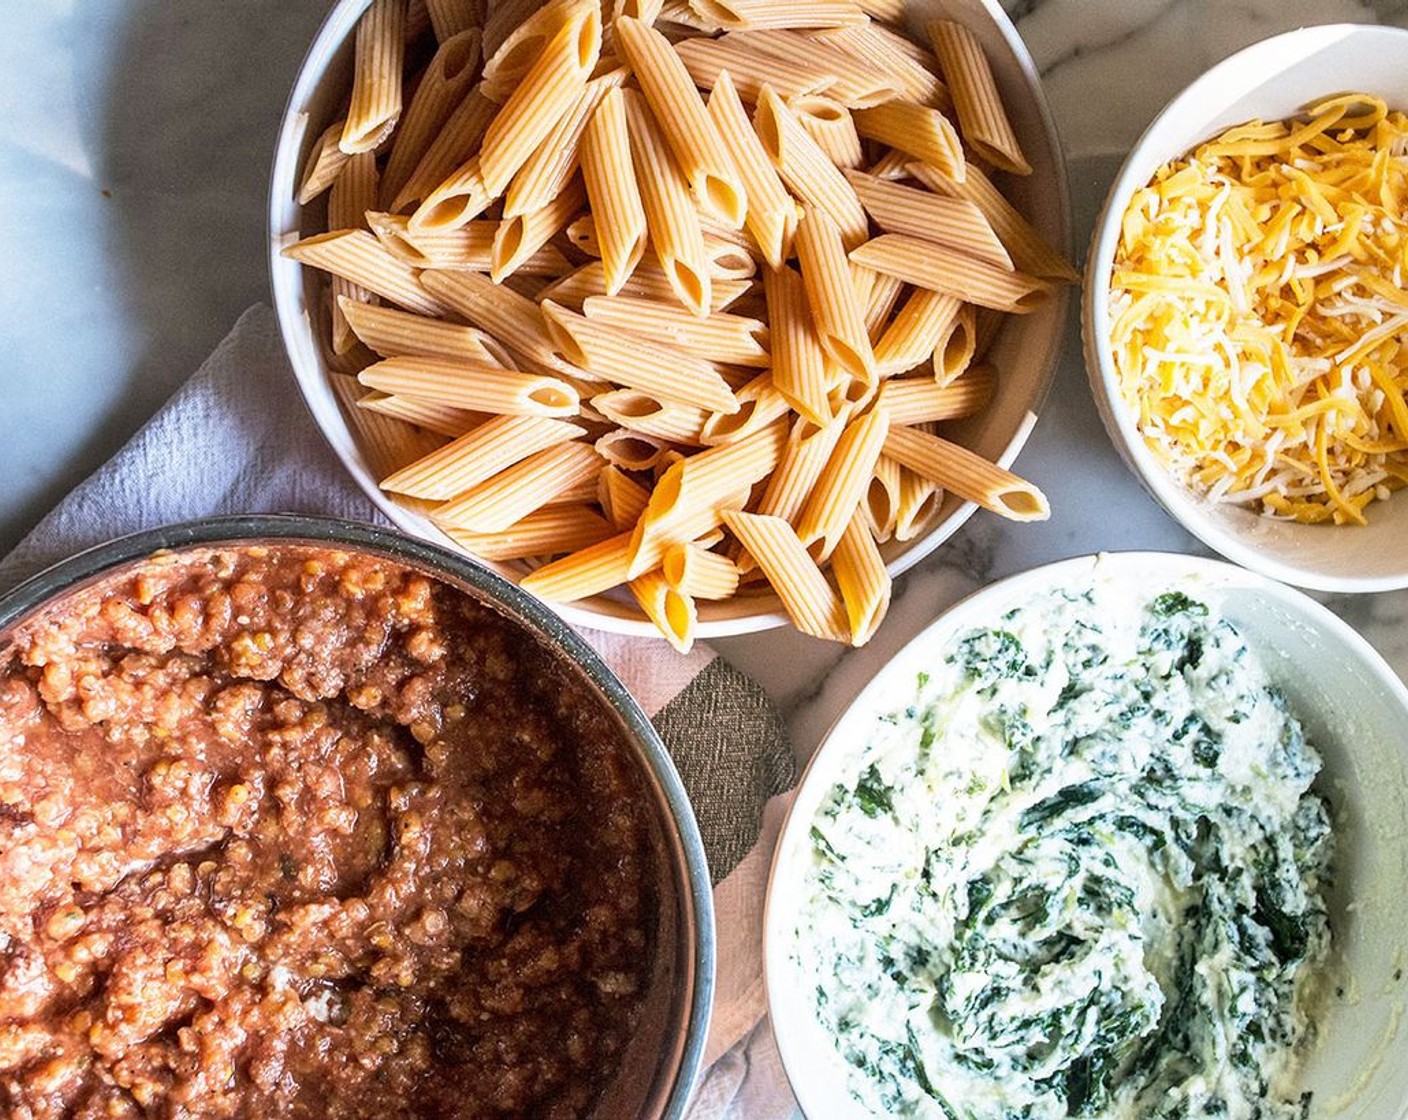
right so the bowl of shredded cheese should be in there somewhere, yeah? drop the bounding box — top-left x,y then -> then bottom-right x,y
1084,24 -> 1408,592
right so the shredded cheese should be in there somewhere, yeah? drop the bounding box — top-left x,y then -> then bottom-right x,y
1110,93 -> 1408,525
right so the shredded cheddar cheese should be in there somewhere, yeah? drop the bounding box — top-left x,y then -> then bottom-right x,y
1110,94 -> 1408,524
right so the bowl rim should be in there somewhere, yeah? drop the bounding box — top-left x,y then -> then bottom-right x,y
1081,22 -> 1408,595
266,0 -> 1074,639
0,512 -> 717,1120
761,547 -> 1408,1117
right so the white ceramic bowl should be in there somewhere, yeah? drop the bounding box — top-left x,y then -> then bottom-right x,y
765,551 -> 1408,1120
1083,24 -> 1408,594
268,0 -> 1071,638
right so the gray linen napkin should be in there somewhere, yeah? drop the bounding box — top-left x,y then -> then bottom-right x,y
0,304 -> 800,1118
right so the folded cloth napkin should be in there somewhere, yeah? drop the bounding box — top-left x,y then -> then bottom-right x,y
0,305 -> 800,1119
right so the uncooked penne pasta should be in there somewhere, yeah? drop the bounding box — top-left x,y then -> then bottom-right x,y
299,119 -> 351,204
795,407 -> 889,560
481,0 -> 583,98
327,151 -> 380,355
850,234 -> 1055,314
358,391 -> 484,438
663,542 -> 740,599
433,441 -> 603,531
580,88 -> 649,294
873,288 -> 961,375
491,178 -> 585,281
542,301 -> 738,413
864,451 -> 901,540
689,0 -> 866,32
754,411 -> 848,527
368,213 -> 567,277
927,20 -> 1031,175
853,102 -> 964,183
846,170 -> 1012,269
330,373 -> 445,480
700,373 -> 791,445
615,0 -> 666,20
536,259 -> 749,312
859,267 -> 904,342
598,465 -> 652,529
815,24 -> 948,109
754,86 -> 868,250
875,366 -> 995,425
341,0 -> 406,153
789,96 -> 863,169
502,68 -> 625,219
884,423 -> 1048,520
339,299 -> 508,366
722,511 -> 848,642
592,388 -> 708,444
895,465 -> 942,541
358,356 -> 580,416
410,154 -> 492,230
705,236 -> 757,281
521,532 -> 634,600
936,304 -> 977,384
907,160 -> 1078,282
831,510 -> 890,646
582,295 -> 768,366
478,6 -> 600,195
615,17 -> 744,226
674,35 -> 838,104
392,87 -> 496,211
763,264 -> 830,425
705,73 -> 799,269
441,504 -> 614,561
853,0 -> 905,19
283,230 -> 446,317
743,29 -> 901,109
596,429 -> 673,471
381,29 -> 483,206
629,570 -> 697,652
795,206 -> 875,380
426,0 -> 477,40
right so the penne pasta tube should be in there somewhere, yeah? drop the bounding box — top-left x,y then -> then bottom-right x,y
853,101 -> 965,183
299,119 -> 350,204
688,0 -> 867,32
831,510 -> 890,646
795,407 -> 890,560
327,152 -> 380,355
699,372 -> 792,445
478,5 -> 600,195
614,17 -> 745,226
580,88 -> 649,294
755,411 -> 848,525
392,87 -> 496,211
850,234 -> 1056,314
863,451 -> 902,540
433,440 -> 604,531
700,65 -> 803,269
358,356 -> 580,416
663,542 -> 741,600
521,532 -> 635,600
614,0 -> 667,20
705,235 -> 757,281
788,95 -> 863,170
927,20 -> 1031,175
379,414 -> 586,499
884,423 -> 1049,520
480,0 -> 584,97
581,295 -> 768,366
629,570 -> 697,652
674,35 -> 838,104
873,288 -> 961,375
368,211 -> 492,269
741,29 -> 901,108
339,298 -> 510,366
763,264 -> 831,425
358,391 -> 484,438
598,465 -> 653,529
536,260 -> 751,312
865,148 -> 913,181
283,230 -> 446,317
426,0 -> 477,40
622,89 -> 712,316
875,366 -> 995,425
410,154 -> 492,230
502,67 -> 626,219
859,267 -> 904,343
827,366 -> 876,415
853,0 -> 905,18
381,29 -> 484,206
591,388 -> 709,445
894,465 -> 942,541
491,178 -> 586,281
935,303 -> 978,384
595,429 -> 673,471
814,24 -> 949,109
341,0 -> 406,153
795,206 -> 876,380
754,86 -> 868,250
407,0 -> 431,46
721,511 -> 848,642
330,373 -> 445,481
907,160 -> 1078,282
442,504 -> 614,561
542,301 -> 739,414
846,170 -> 1013,269
481,0 -> 540,55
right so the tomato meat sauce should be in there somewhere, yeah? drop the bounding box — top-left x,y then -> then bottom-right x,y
0,545 -> 656,1119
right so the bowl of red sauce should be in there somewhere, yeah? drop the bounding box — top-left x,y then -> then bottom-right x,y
0,514 -> 712,1118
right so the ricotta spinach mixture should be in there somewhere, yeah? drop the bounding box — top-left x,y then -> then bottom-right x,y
800,585 -> 1333,1120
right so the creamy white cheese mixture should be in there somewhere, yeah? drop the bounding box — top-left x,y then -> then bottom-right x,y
799,583 -> 1333,1120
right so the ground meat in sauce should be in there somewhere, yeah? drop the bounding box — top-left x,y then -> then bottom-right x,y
0,545 -> 657,1119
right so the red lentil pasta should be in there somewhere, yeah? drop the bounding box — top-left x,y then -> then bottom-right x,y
284,0 -> 1074,650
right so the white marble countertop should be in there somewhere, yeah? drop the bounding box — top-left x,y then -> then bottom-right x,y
3,1 -> 1407,759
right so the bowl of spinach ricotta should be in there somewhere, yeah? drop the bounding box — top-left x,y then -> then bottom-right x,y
765,552 -> 1408,1120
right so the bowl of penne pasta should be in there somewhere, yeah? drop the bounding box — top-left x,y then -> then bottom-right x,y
270,0 -> 1075,650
